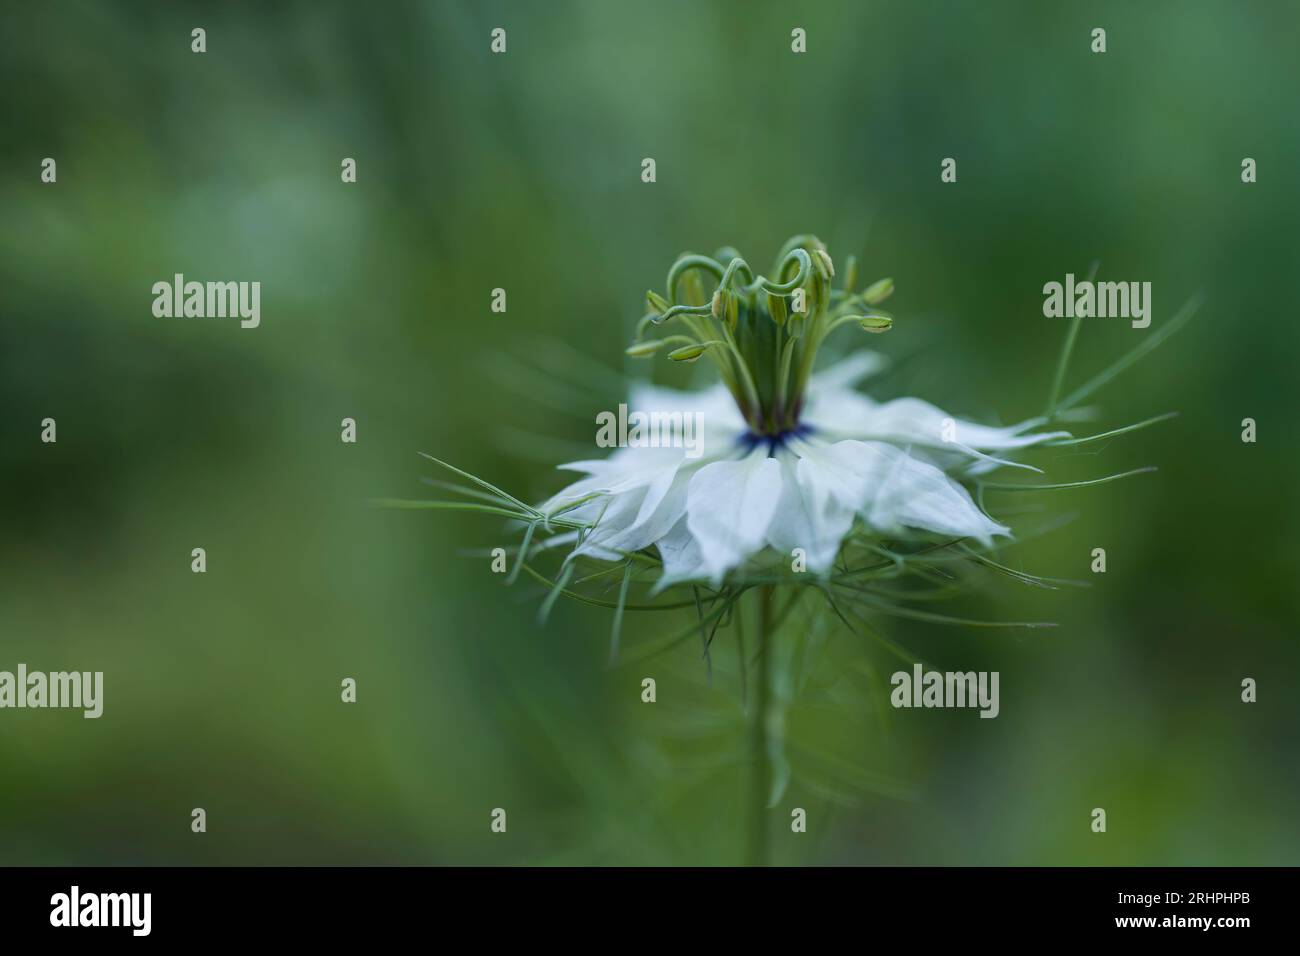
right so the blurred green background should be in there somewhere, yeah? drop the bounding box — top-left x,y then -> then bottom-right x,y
2,0 -> 1297,866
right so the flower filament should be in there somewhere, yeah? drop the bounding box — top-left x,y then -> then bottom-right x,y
630,235 -> 894,436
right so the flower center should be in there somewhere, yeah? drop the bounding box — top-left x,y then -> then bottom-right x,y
739,423 -> 813,457
629,235 -> 895,436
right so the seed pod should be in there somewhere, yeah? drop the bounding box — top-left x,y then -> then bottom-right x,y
842,255 -> 858,293
861,277 -> 894,306
625,339 -> 664,357
766,291 -> 788,327
813,248 -> 835,280
668,342 -> 713,363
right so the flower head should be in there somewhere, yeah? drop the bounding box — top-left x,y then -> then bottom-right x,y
543,236 -> 1069,588
384,237 -> 1186,867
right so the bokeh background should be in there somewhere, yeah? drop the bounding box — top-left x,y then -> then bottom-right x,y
2,0 -> 1297,865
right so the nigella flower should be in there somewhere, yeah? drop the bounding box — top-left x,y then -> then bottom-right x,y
545,353 -> 1070,589
386,234 -> 1187,866
540,236 -> 1066,589
388,235 -> 1181,605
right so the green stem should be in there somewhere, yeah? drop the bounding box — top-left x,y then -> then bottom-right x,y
776,338 -> 797,429
770,321 -> 785,430
1044,260 -> 1098,419
719,327 -> 763,428
746,585 -> 774,867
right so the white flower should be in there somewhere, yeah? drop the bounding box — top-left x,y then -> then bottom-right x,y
530,237 -> 1075,591
543,351 -> 1066,589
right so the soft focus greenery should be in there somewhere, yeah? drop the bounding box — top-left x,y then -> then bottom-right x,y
2,0 -> 1297,865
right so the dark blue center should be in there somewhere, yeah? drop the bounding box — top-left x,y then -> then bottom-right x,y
738,423 -> 813,457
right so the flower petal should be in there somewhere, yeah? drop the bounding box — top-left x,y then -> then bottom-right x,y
797,439 -> 1008,545
543,445 -> 684,511
806,390 -> 1066,451
685,452 -> 784,583
764,455 -> 854,573
582,459 -> 691,555
652,516 -> 710,591
627,381 -> 747,438
806,351 -> 888,391
861,397 -> 1066,449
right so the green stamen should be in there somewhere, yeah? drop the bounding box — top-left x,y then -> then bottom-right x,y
638,236 -> 896,435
